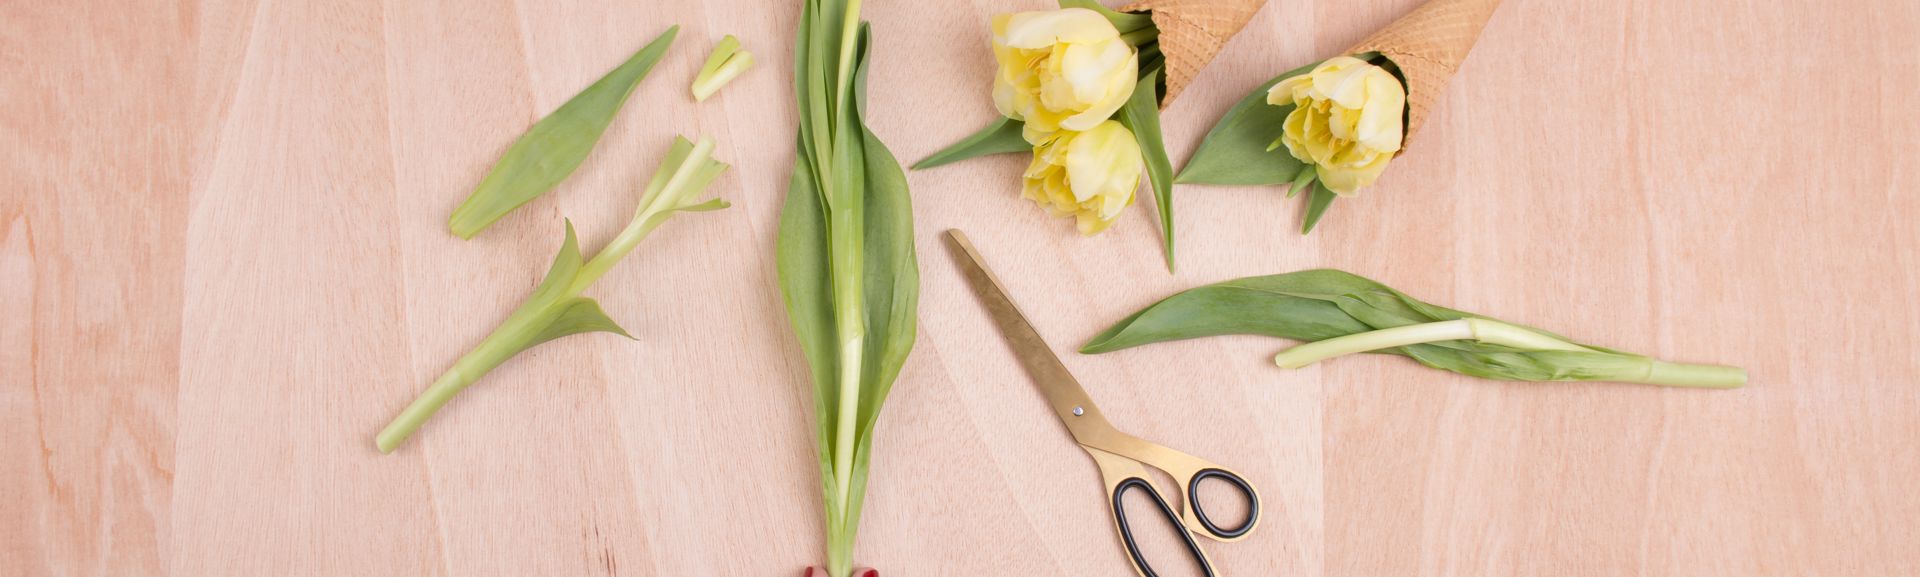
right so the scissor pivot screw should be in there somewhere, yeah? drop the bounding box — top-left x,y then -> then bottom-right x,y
1072,406 -> 1084,416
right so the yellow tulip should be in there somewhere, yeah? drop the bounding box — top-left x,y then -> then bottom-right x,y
1021,120 -> 1142,236
992,8 -> 1139,144
1267,56 -> 1405,195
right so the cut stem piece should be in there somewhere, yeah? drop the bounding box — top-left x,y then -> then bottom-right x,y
692,35 -> 754,101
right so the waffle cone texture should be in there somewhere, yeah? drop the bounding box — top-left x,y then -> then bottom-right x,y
1347,0 -> 1504,144
1121,0 -> 1270,106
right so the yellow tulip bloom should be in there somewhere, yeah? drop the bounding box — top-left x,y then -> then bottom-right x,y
1267,56 -> 1406,195
992,8 -> 1139,144
1021,120 -> 1142,235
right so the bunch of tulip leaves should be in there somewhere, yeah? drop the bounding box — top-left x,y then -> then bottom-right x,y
777,0 -> 919,575
377,26 -> 735,453
914,0 -> 1179,271
1175,55 -> 1402,235
1082,269 -> 1747,388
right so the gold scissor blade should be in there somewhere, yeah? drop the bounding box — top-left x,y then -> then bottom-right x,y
944,230 -> 1114,442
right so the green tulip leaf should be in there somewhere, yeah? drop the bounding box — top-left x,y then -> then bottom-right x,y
1116,67 -> 1177,272
1301,183 -> 1337,234
527,297 -> 633,347
912,117 -> 1031,170
449,26 -> 679,239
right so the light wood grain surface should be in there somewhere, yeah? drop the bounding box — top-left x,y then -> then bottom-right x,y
5,0 -> 1918,575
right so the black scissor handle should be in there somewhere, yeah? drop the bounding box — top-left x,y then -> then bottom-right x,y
1113,478 -> 1216,577
1188,468 -> 1260,540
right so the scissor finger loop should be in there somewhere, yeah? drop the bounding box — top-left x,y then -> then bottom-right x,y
1113,477 -> 1217,577
1184,468 -> 1260,540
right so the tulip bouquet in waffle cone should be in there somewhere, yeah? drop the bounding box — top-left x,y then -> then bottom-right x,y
915,0 -> 1272,272
1178,0 -> 1504,234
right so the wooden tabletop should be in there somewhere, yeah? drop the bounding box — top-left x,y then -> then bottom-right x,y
6,0 -> 1917,575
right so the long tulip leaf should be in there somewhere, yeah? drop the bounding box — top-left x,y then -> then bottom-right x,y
1117,67 -> 1177,271
448,26 -> 679,239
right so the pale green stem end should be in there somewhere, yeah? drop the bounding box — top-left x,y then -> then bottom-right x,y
831,337 -> 863,516
377,370 -> 469,453
376,319 -> 528,453
834,0 -> 863,102
693,51 -> 753,102
1642,361 -> 1748,388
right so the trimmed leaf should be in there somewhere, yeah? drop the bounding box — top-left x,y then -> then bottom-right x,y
527,297 -> 633,347
1175,61 -> 1315,186
520,219 -> 587,318
1116,67 -> 1177,271
911,117 -> 1031,170
449,26 -> 679,239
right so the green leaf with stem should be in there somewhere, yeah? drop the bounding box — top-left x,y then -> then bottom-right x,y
449,26 -> 680,239
1081,269 -> 1746,388
1116,67 -> 1177,272
911,117 -> 1031,170
377,135 -> 729,454
693,35 -> 754,102
779,2 -> 919,576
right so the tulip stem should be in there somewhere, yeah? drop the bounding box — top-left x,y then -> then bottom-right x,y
1272,318 -> 1748,388
1120,27 -> 1158,48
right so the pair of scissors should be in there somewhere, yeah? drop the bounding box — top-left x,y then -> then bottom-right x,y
944,230 -> 1261,577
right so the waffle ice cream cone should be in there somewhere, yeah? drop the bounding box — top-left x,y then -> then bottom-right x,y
1121,0 -> 1270,106
1347,0 -> 1504,144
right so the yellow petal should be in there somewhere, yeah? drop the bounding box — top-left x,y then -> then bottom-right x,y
1076,210 -> 1114,236
1060,39 -> 1132,102
993,71 -> 1021,120
997,8 -> 1119,49
1315,149 -> 1392,195
1327,103 -> 1360,142
1064,121 -> 1142,204
1354,70 -> 1405,153
1279,106 -> 1314,163
1311,56 -> 1373,109
1269,74 -> 1309,106
1060,48 -> 1137,132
